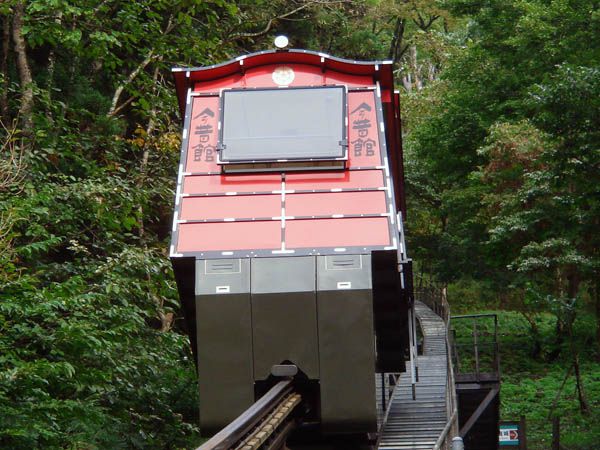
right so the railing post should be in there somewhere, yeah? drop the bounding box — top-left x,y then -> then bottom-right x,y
473,321 -> 480,381
381,372 -> 386,412
452,329 -> 460,373
494,314 -> 500,376
452,437 -> 464,450
520,416 -> 527,450
552,416 -> 560,450
413,305 -> 419,382
407,306 -> 417,400
430,283 -> 459,450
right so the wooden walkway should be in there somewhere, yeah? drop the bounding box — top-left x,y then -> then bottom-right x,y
378,301 -> 448,450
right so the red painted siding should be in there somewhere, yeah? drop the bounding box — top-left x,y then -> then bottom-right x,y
286,191 -> 387,217
286,218 -> 390,249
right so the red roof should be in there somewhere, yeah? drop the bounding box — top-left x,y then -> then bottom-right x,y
172,49 -> 394,116
170,50 -> 405,258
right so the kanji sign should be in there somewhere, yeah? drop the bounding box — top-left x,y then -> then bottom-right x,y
347,92 -> 381,167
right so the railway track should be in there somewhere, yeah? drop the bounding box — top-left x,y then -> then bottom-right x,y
197,379 -> 303,450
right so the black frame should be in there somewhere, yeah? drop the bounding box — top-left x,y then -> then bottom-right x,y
217,85 -> 348,164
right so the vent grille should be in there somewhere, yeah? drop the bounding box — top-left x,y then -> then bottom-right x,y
326,255 -> 362,270
205,259 -> 241,274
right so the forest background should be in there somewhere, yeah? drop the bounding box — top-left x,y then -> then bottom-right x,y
0,0 -> 598,449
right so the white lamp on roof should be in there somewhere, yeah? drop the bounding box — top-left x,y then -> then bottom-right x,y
274,35 -> 289,50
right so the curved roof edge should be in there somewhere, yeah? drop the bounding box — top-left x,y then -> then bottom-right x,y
172,49 -> 395,116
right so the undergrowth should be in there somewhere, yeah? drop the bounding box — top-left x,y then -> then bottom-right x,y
449,282 -> 600,450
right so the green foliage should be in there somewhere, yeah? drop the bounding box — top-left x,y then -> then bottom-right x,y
0,1 -> 244,446
406,0 -> 600,321
0,248 -> 200,449
1,0 -> 598,447
452,304 -> 600,449
6,1 -> 459,446
408,8 -> 600,445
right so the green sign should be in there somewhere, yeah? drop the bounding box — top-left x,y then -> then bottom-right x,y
499,423 -> 519,446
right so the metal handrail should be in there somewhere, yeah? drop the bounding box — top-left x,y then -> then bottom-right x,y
398,212 -> 418,399
437,315 -> 459,449
451,313 -> 500,380
407,305 -> 418,400
430,288 -> 459,450
433,410 -> 458,450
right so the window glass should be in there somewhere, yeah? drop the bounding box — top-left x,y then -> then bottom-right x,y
220,86 -> 345,162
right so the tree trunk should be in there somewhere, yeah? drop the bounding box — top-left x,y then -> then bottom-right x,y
573,352 -> 589,414
521,311 -> 542,358
440,214 -> 447,233
136,64 -> 161,240
388,17 -> 407,66
566,270 -> 580,299
107,49 -> 154,117
564,269 -> 588,413
46,11 -> 63,106
159,311 -> 174,332
428,62 -> 436,82
409,45 -> 422,91
595,279 -> 600,360
402,73 -> 412,92
548,362 -> 573,418
549,318 -> 564,361
1,15 -> 10,125
12,1 -> 33,133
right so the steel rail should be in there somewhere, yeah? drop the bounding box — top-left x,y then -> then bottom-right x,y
263,420 -> 296,450
374,374 -> 399,450
433,293 -> 459,450
432,323 -> 459,450
235,392 -> 302,450
197,380 -> 296,450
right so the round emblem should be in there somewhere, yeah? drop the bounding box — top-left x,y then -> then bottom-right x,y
272,66 -> 295,86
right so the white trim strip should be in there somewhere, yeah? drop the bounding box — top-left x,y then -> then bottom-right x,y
383,157 -> 390,177
175,185 -> 182,206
